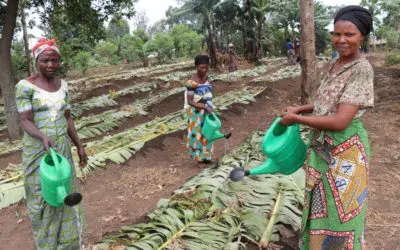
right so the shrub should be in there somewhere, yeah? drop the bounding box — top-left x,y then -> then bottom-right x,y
386,53 -> 400,66
72,51 -> 92,75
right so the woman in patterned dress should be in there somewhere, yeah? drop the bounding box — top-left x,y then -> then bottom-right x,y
184,55 -> 214,166
280,6 -> 374,249
16,38 -> 87,249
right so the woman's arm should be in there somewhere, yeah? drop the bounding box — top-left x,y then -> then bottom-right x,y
19,111 -> 53,151
65,110 -> 87,165
284,104 -> 314,114
65,110 -> 82,148
281,103 -> 359,131
187,94 -> 207,110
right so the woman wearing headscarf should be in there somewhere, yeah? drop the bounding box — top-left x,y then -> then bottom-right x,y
280,6 -> 374,249
228,43 -> 238,72
184,55 -> 214,166
15,38 -> 86,249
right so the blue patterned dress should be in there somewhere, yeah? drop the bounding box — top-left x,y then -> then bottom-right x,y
15,79 -> 85,250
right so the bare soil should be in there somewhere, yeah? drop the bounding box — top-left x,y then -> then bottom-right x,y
0,54 -> 398,250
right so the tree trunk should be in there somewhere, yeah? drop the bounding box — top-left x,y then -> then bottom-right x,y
291,24 -> 297,53
20,4 -> 32,75
255,20 -> 263,60
210,13 -> 220,52
207,19 -> 218,69
0,0 -> 22,140
242,8 -> 248,58
247,0 -> 254,60
300,0 -> 316,105
284,27 -> 289,40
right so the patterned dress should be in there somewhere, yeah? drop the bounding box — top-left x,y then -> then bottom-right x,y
300,57 -> 374,250
16,79 -> 85,250
184,79 -> 214,162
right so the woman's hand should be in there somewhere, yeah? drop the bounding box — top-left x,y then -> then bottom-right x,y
205,104 -> 213,114
41,135 -> 54,153
279,113 -> 298,126
283,106 -> 301,115
281,104 -> 314,116
77,146 -> 88,167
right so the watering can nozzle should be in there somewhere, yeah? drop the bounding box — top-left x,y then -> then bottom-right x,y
224,132 -> 232,139
64,192 -> 83,207
229,167 -> 250,182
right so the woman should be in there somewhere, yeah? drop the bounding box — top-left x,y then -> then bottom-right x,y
16,38 -> 87,249
184,55 -> 214,166
228,43 -> 237,72
280,6 -> 374,249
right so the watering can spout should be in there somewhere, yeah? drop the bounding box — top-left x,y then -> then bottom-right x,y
55,174 -> 82,207
210,130 -> 232,142
202,113 -> 231,143
229,159 -> 280,182
229,117 -> 307,182
247,158 -> 280,176
57,186 -> 68,205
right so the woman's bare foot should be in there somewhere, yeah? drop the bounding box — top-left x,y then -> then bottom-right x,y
196,161 -> 207,168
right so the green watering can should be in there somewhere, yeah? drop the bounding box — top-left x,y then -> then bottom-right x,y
229,117 -> 307,181
40,148 -> 82,208
202,112 -> 231,143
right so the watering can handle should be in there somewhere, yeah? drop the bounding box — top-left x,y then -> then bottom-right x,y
49,147 -> 64,183
49,147 -> 60,169
271,116 -> 283,127
49,147 -> 69,205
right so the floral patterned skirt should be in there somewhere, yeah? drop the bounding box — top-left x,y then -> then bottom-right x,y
300,119 -> 370,250
185,107 -> 213,162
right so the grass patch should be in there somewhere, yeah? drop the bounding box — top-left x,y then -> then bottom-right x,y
386,52 -> 400,66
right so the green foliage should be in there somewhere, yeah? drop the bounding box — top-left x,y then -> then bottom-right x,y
381,0 -> 400,29
72,51 -> 92,75
314,2 -> 331,54
11,40 -> 29,81
386,53 -> 400,65
376,25 -> 400,49
145,32 -> 175,63
170,24 -> 203,58
30,0 -> 136,73
94,40 -> 119,65
107,15 -> 130,39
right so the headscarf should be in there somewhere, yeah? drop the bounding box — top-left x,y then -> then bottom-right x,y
334,5 -> 373,36
32,38 -> 61,60
195,55 -> 210,66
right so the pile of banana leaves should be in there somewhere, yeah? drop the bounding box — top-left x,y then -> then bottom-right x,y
251,65 -> 301,83
72,82 -> 159,117
209,66 -> 270,82
154,70 -> 193,82
94,130 -> 305,250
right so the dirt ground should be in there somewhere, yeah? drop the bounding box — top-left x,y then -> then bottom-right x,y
0,54 -> 399,250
